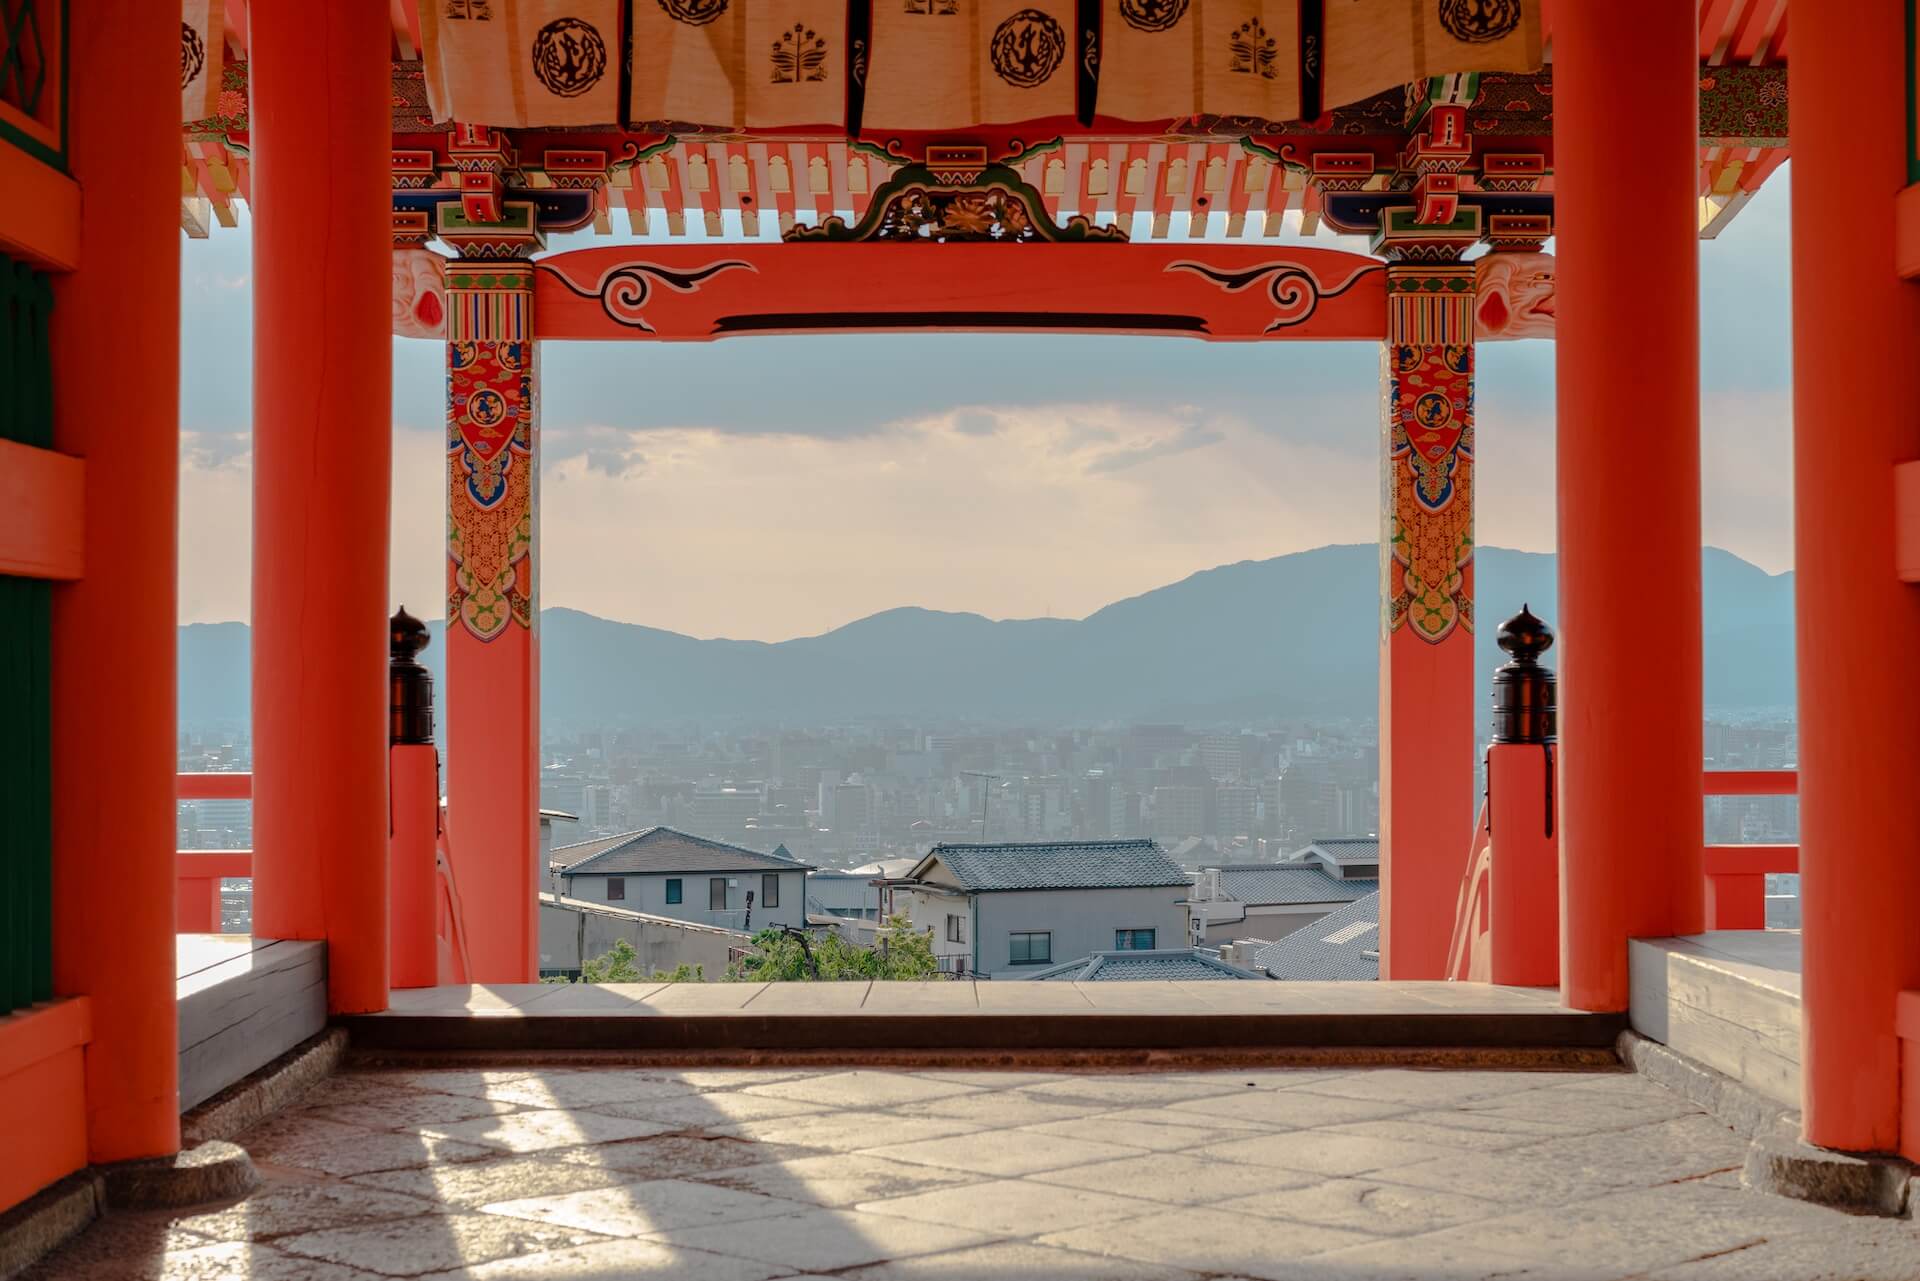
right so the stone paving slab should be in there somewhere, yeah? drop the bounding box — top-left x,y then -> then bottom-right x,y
23,1062 -> 1920,1280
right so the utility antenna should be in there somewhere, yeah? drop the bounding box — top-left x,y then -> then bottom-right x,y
960,771 -> 999,842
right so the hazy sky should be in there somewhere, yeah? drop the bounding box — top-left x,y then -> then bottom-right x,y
179,166 -> 1793,640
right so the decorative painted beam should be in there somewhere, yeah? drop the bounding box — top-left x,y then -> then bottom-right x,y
533,243 -> 1388,342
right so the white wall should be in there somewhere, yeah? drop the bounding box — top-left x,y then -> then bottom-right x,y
561,869 -> 807,932
978,885 -> 1190,978
537,895 -> 746,978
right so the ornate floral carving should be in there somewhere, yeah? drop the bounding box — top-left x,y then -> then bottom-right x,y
785,162 -> 1125,243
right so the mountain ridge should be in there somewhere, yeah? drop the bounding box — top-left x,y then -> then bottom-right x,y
178,544 -> 1795,728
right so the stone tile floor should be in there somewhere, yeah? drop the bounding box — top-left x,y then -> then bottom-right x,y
23,1064 -> 1919,1281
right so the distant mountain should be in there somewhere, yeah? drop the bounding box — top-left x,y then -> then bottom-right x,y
178,545 -> 1796,730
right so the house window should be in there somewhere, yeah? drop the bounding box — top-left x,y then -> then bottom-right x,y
762,873 -> 780,909
946,914 -> 965,943
1009,931 -> 1051,965
606,877 -> 626,902
710,877 -> 727,911
1115,928 -> 1155,950
665,878 -> 682,905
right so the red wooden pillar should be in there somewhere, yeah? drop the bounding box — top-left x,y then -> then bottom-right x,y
440,200 -> 543,983
1791,0 -> 1920,1152
1376,213 -> 1479,979
250,0 -> 393,1013
49,0 -> 182,1163
1555,0 -> 1704,1012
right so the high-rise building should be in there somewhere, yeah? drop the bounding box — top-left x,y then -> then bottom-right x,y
1152,784 -> 1208,844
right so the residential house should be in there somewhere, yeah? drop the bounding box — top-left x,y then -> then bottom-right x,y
1189,849 -> 1378,945
554,827 -> 812,932
897,839 -> 1191,979
1020,948 -> 1265,981
1252,890 -> 1381,980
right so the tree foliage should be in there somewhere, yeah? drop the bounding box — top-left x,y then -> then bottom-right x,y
728,915 -> 940,982
572,938 -> 703,984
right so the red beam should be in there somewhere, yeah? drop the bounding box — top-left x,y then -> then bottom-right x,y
178,773 -> 252,801
1703,844 -> 1799,875
176,851 -> 255,879
1703,769 -> 1798,795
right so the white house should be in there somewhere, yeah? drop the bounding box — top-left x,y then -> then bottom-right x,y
896,839 -> 1192,979
554,827 -> 812,933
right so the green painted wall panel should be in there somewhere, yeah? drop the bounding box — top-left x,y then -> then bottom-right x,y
1,255 -> 54,1014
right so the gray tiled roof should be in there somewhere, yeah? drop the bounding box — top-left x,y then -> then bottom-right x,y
1253,891 -> 1381,981
557,827 -> 815,877
1299,838 -> 1379,864
1210,864 -> 1376,906
1024,948 -> 1265,981
912,840 -> 1188,893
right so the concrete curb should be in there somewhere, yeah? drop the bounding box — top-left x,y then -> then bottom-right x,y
99,1142 -> 258,1212
1619,1030 -> 1914,1218
0,1173 -> 102,1281
1615,1029 -> 1792,1141
182,1026 -> 348,1147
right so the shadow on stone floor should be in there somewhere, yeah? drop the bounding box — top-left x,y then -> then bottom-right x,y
18,1063 -> 1919,1281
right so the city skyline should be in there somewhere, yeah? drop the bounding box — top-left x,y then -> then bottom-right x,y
179,169 -> 1794,641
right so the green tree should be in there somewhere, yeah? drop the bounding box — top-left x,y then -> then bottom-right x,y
572,939 -> 704,984
728,915 -> 940,982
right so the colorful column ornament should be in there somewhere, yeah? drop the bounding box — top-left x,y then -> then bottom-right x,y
438,201 -> 543,982
1374,205 -> 1479,980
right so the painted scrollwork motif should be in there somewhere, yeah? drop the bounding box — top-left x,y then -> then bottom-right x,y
659,0 -> 730,24
1119,0 -> 1188,32
530,17 -> 608,97
536,259 -> 757,331
1166,259 -> 1381,332
1437,0 -> 1521,44
991,9 -> 1066,87
181,22 -> 206,91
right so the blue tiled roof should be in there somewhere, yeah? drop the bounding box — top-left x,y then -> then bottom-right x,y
1210,864 -> 1376,906
914,840 -> 1189,893
1023,948 -> 1266,981
1253,891 -> 1381,981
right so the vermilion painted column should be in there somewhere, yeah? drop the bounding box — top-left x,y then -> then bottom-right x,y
441,208 -> 543,982
1377,253 -> 1478,979
49,0 -> 181,1163
1791,0 -> 1920,1152
1555,0 -> 1703,1012
250,0 -> 392,1013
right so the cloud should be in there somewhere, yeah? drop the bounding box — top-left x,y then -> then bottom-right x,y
176,162 -> 1797,631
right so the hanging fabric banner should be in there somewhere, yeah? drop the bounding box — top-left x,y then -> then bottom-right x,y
630,0 -> 847,127
863,0 -> 1080,130
434,0 -> 1541,129
1195,0 -> 1299,123
421,0 -> 623,128
631,0 -> 746,126
181,0 -> 225,123
1094,0 -> 1193,125
1323,0 -> 1539,109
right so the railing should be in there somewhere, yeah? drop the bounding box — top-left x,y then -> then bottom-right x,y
177,773 -> 252,933
1703,770 -> 1798,930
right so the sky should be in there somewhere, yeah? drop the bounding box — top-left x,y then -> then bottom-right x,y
179,166 -> 1794,641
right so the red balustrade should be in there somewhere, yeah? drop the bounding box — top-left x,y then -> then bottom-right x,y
176,774 -> 252,932
1702,771 -> 1798,929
